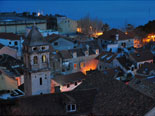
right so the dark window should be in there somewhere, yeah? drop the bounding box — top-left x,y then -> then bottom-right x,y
54,42 -> 58,46
33,47 -> 37,51
131,67 -> 134,71
72,105 -> 75,110
14,41 -> 18,45
33,56 -> 38,64
67,84 -> 70,88
67,105 -> 71,111
75,82 -> 77,86
40,78 -> 42,85
42,46 -> 46,50
9,42 -> 11,44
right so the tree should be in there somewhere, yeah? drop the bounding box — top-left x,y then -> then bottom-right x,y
125,24 -> 135,32
102,23 -> 110,32
77,14 -> 105,35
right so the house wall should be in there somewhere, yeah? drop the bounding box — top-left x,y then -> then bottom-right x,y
0,73 -> 18,90
51,38 -> 76,50
107,44 -> 118,53
97,61 -> 114,71
0,22 -> 46,34
51,79 -> 82,93
60,81 -> 82,92
57,17 -> 77,34
117,39 -> 134,48
61,53 -> 98,75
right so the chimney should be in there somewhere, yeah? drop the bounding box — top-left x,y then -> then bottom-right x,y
73,52 -> 77,58
116,34 -> 119,41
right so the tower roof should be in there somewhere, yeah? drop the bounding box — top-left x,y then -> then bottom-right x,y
23,26 -> 49,46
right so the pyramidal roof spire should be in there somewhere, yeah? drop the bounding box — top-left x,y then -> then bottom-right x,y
23,26 -> 49,46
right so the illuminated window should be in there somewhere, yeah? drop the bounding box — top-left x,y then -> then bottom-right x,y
80,62 -> 85,68
33,56 -> 38,64
74,63 -> 77,69
96,49 -> 99,54
42,55 -> 46,63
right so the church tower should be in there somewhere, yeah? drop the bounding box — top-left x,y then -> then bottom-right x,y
23,26 -> 51,96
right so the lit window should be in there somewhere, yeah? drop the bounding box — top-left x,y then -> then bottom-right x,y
96,49 -> 99,54
33,56 -> 38,64
80,62 -> 85,68
42,55 -> 46,63
66,104 -> 76,112
74,63 -> 77,69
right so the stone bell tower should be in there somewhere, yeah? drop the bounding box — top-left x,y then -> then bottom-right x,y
23,26 -> 51,96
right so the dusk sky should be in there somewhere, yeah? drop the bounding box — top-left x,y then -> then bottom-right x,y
1,0 -> 155,28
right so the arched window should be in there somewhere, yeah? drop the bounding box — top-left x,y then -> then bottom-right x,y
33,56 -> 38,64
42,55 -> 46,63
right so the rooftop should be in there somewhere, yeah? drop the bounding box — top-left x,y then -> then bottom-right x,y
75,69 -> 155,115
0,89 -> 97,115
130,50 -> 153,62
23,26 -> 49,46
52,72 -> 86,85
98,29 -> 132,41
0,33 -> 21,40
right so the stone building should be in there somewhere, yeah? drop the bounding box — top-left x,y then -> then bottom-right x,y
0,12 -> 46,34
57,16 -> 77,34
23,26 -> 51,96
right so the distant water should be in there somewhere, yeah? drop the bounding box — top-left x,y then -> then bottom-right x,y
0,1 -> 155,28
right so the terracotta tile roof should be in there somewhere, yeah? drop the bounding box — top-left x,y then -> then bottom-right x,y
0,54 -> 24,76
0,33 -> 20,40
53,72 -> 86,85
98,29 -> 132,41
75,69 -> 155,115
129,76 -> 155,99
0,89 -> 97,115
130,50 -> 153,62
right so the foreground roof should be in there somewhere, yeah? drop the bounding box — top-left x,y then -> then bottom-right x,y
75,69 -> 155,115
0,89 -> 97,115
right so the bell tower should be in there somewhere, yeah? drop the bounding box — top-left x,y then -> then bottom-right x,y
23,26 -> 51,96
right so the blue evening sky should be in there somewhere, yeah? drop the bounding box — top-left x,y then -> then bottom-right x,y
0,0 -> 155,28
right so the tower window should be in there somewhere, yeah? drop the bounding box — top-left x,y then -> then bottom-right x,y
33,47 -> 37,51
40,78 -> 42,85
14,41 -> 18,45
42,55 -> 46,63
42,46 -> 46,50
33,56 -> 38,64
